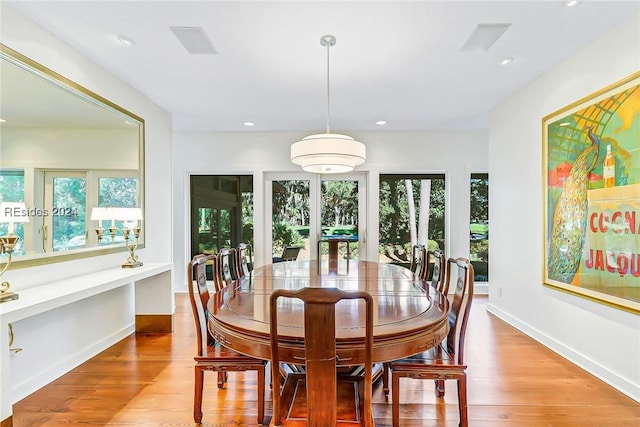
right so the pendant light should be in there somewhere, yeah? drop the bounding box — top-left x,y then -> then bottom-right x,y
291,35 -> 366,173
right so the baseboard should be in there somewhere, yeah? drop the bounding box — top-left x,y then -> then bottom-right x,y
11,324 -> 135,403
474,283 -> 489,295
486,303 -> 640,403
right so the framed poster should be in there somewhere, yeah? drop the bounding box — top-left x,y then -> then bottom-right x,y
543,71 -> 640,314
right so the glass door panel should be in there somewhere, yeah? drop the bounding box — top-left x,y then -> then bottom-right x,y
320,178 -> 361,270
265,173 -> 365,266
271,179 -> 310,261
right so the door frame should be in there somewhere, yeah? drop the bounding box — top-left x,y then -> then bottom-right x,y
264,172 -> 367,263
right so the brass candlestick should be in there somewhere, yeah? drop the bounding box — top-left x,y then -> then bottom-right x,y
122,226 -> 143,268
0,235 -> 20,303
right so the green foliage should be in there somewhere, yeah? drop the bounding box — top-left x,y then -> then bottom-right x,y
272,221 -> 304,252
470,174 -> 489,223
378,176 -> 445,250
0,173 -> 24,203
98,178 -> 137,207
52,177 -> 86,251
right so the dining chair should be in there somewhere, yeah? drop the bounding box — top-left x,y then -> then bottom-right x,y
208,252 -> 225,293
187,254 -> 267,424
430,248 -> 449,295
236,242 -> 253,277
409,244 -> 428,281
389,257 -> 474,427
269,287 -> 375,427
216,248 -> 235,284
381,245 -> 430,396
423,247 -> 452,397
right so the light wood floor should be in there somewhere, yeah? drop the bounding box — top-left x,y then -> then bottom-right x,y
12,294 -> 639,426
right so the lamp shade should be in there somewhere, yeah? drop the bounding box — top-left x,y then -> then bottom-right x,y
291,133 -> 366,174
90,207 -> 112,221
113,207 -> 143,222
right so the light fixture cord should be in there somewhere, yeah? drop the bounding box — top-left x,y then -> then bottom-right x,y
326,38 -> 331,134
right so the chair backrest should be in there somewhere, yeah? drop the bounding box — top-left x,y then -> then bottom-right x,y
269,287 -> 374,427
216,248 -> 235,285
430,248 -> 448,294
208,252 -> 225,292
187,253 -> 217,357
410,244 -> 427,281
445,257 -> 474,365
236,243 -> 252,277
280,245 -> 301,261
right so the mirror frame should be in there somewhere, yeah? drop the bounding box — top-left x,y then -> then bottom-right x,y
0,43 -> 145,268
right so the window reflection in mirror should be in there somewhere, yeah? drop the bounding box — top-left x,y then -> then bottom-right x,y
0,44 -> 144,267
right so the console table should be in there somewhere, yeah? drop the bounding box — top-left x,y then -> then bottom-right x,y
0,262 -> 172,427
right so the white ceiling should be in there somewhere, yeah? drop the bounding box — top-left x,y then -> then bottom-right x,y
5,0 -> 640,132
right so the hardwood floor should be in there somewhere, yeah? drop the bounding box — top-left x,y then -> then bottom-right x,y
12,294 -> 639,426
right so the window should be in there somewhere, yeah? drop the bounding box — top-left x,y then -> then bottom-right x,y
0,169 -> 26,255
470,173 -> 489,282
190,175 -> 253,258
42,170 -> 140,251
379,174 -> 446,267
44,172 -> 87,251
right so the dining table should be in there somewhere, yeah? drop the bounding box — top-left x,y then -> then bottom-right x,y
207,259 -> 450,367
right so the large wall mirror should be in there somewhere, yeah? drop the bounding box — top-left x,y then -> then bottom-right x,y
0,44 -> 145,268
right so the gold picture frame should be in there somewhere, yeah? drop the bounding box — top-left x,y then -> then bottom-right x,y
542,71 -> 640,314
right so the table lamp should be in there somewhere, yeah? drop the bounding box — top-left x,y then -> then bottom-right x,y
90,207 -> 113,243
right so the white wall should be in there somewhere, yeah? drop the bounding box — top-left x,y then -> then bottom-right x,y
1,6 -> 173,281
172,129 -> 488,293
488,13 -> 640,401
0,3 -> 173,410
1,127 -> 139,170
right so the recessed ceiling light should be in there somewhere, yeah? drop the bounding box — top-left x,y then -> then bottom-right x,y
564,0 -> 581,7
243,121 -> 255,127
376,120 -> 387,126
118,36 -> 136,47
500,57 -> 514,66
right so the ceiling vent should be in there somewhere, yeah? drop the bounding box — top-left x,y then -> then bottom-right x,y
169,26 -> 218,54
460,23 -> 511,52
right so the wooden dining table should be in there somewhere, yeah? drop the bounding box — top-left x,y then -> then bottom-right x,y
207,259 -> 450,366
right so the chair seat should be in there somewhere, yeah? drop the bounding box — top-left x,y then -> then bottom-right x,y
391,344 -> 466,369
196,341 -> 267,364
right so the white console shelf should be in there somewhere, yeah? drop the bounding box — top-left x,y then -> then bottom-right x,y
0,261 -> 173,427
0,262 -> 172,323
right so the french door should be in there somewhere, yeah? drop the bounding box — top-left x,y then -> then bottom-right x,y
265,172 -> 366,264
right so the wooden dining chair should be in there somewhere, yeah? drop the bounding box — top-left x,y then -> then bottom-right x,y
430,248 -> 449,294
269,287 -> 375,427
409,244 -> 428,281
381,245 -> 431,396
187,254 -> 267,424
216,248 -> 235,284
389,257 -> 474,427
236,242 -> 252,277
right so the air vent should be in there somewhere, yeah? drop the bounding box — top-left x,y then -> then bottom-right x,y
169,26 -> 218,55
460,23 -> 511,52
